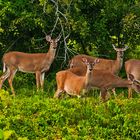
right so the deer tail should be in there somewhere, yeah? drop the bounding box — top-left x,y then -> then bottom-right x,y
3,62 -> 6,72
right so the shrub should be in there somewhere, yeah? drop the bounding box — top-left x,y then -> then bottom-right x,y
0,89 -> 140,139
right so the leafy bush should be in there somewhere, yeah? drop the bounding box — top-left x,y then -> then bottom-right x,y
0,88 -> 140,139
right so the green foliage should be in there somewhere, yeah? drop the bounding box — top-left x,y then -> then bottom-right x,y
0,89 -> 140,139
1,0 -> 140,60
0,1 -> 140,139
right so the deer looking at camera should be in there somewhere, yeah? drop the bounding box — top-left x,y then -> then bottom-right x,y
69,44 -> 128,75
0,35 -> 61,95
125,59 -> 140,98
68,66 -> 140,101
54,59 -> 99,98
69,44 -> 128,95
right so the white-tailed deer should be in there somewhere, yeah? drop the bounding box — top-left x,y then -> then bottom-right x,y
68,67 -> 140,101
54,59 -> 99,98
69,44 -> 128,95
125,59 -> 140,98
0,35 -> 61,95
69,44 -> 128,75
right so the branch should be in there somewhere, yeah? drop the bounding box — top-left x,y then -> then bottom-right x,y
43,0 -> 75,66
5,35 -> 23,52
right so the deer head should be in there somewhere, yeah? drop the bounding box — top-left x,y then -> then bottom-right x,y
46,34 -> 61,49
128,73 -> 140,93
112,44 -> 128,58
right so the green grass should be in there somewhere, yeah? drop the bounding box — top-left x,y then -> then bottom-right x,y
0,88 -> 140,140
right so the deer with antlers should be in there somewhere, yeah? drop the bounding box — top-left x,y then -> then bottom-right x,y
125,59 -> 140,98
54,59 -> 99,98
69,44 -> 128,74
69,44 -> 128,95
0,35 -> 61,95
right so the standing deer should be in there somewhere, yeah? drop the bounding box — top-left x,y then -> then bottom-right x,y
54,59 -> 99,98
69,44 -> 128,95
67,66 -> 140,101
0,35 -> 61,95
69,44 -> 128,74
125,59 -> 140,98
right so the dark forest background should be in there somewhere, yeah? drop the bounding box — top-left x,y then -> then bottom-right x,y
0,0 -> 140,88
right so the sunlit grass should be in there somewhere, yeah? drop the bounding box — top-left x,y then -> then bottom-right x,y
0,79 -> 140,139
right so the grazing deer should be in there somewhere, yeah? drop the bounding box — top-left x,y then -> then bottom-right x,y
0,35 -> 61,95
68,67 -> 140,101
125,59 -> 140,98
69,44 -> 128,95
54,59 -> 99,98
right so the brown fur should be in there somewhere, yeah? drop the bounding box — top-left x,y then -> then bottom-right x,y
125,59 -> 140,98
0,35 -> 61,95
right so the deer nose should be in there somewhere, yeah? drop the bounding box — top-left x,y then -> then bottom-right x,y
89,68 -> 92,71
119,54 -> 123,58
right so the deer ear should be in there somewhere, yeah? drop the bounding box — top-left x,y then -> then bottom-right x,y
128,74 -> 135,81
46,35 -> 52,42
82,58 -> 88,64
95,59 -> 99,63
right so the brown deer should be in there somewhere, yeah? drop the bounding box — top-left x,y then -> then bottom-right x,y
125,59 -> 140,98
69,44 -> 128,75
54,59 -> 99,98
69,44 -> 128,95
0,35 -> 61,95
67,67 -> 140,101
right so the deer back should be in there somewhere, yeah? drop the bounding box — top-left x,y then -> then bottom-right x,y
70,54 -> 115,73
69,45 -> 128,75
2,35 -> 60,72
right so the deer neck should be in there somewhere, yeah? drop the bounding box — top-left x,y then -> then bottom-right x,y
85,70 -> 93,88
47,47 -> 57,62
114,53 -> 123,74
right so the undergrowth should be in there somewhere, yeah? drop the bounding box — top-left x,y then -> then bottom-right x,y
0,88 -> 140,140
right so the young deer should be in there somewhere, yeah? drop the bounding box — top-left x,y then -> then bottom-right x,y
69,44 -> 128,95
125,59 -> 140,98
68,67 -> 140,101
54,59 -> 99,98
0,35 -> 61,95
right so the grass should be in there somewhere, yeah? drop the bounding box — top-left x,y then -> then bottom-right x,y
0,87 -> 140,139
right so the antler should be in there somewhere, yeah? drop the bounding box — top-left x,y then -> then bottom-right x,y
56,33 -> 62,41
123,45 -> 128,51
112,44 -> 117,51
112,44 -> 128,51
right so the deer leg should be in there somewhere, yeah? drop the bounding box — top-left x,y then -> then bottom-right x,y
128,87 -> 132,98
40,72 -> 45,91
106,88 -> 116,98
100,88 -> 108,101
0,67 -> 10,89
54,89 -> 64,98
35,71 -> 41,91
8,69 -> 17,96
112,88 -> 116,96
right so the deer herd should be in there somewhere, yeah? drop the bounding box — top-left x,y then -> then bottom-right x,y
0,35 -> 140,101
